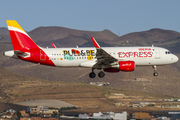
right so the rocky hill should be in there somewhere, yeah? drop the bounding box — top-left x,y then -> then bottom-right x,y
0,27 -> 8,34
28,27 -> 118,47
111,28 -> 180,46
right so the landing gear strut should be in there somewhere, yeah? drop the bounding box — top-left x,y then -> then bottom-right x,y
153,65 -> 158,76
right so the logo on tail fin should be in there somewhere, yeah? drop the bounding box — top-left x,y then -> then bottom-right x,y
6,20 -> 39,51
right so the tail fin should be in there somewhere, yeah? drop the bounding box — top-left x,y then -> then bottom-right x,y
6,20 -> 39,51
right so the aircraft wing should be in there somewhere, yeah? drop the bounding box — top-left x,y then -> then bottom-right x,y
91,37 -> 118,68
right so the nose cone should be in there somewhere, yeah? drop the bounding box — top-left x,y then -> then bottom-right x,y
172,55 -> 179,63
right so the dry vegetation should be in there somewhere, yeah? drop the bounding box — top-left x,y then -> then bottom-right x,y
0,66 -> 177,113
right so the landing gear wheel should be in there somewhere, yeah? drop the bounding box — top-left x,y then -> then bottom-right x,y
98,71 -> 105,78
152,65 -> 158,76
153,72 -> 158,76
89,72 -> 96,78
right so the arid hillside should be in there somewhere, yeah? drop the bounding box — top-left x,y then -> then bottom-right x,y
111,28 -> 180,45
28,27 -> 118,47
0,66 -> 174,112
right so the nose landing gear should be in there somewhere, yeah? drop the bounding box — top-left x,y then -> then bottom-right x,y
153,65 -> 158,76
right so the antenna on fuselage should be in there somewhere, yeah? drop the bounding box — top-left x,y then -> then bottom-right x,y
152,44 -> 154,47
76,45 -> 79,48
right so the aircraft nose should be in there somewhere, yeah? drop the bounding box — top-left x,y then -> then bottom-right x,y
173,55 -> 179,63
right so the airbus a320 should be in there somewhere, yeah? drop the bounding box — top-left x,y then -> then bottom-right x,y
3,20 -> 179,78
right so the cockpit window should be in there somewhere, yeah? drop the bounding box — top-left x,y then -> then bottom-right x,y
165,51 -> 171,54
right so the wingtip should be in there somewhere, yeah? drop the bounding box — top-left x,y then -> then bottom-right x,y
51,43 -> 56,48
91,37 -> 100,48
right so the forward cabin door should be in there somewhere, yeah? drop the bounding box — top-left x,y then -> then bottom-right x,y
40,50 -> 46,60
155,49 -> 161,59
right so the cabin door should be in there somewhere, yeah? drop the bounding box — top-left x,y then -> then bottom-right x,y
155,49 -> 161,59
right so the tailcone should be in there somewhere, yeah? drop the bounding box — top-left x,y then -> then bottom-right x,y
3,50 -> 18,59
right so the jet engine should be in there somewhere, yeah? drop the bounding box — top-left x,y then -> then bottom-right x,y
104,61 -> 135,72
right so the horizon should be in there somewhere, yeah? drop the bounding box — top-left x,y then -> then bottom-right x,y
0,0 -> 180,36
1,25 -> 179,37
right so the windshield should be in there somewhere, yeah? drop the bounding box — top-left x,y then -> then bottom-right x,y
165,51 -> 171,54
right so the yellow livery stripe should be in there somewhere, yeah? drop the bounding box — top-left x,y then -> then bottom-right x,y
6,20 -> 26,32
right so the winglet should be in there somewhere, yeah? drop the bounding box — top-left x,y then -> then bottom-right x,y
91,37 -> 100,48
51,43 -> 56,48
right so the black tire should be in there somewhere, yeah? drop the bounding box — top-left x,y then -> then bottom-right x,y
98,71 -> 105,78
89,72 -> 96,78
153,72 -> 158,76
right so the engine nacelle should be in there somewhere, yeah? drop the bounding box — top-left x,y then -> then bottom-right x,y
104,61 -> 135,73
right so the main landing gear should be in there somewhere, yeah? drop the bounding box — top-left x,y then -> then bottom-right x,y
98,71 -> 105,78
89,69 -> 105,78
89,66 -> 159,78
153,65 -> 158,76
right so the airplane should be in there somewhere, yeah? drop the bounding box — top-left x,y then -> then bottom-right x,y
3,20 -> 179,78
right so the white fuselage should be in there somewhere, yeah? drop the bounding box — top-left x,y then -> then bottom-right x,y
41,46 -> 178,68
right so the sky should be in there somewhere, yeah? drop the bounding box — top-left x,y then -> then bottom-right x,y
0,0 -> 180,36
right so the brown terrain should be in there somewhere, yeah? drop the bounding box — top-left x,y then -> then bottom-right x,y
0,26 -> 180,113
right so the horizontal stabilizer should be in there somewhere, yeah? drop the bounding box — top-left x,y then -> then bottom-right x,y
14,50 -> 29,56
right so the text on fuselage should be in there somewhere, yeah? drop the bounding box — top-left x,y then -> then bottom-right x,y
118,48 -> 152,58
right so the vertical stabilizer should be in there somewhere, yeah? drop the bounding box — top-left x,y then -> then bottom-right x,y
6,20 -> 39,51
